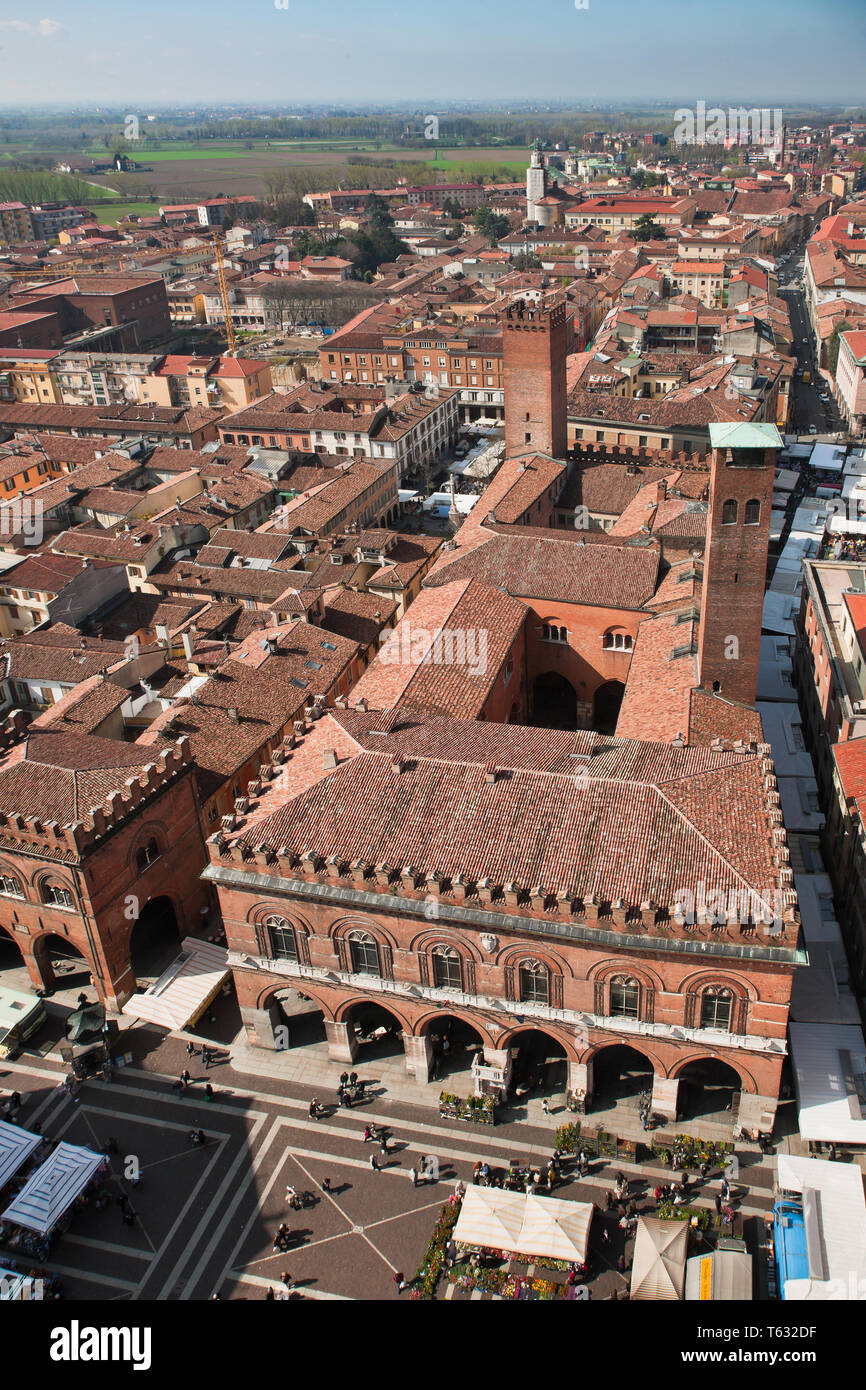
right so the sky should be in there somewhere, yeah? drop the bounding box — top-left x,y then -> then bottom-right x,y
0,0 -> 864,107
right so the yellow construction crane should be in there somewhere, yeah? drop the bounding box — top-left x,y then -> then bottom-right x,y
209,229 -> 237,353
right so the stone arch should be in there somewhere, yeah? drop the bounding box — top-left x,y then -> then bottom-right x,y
329,913 -> 400,952
126,817 -> 171,874
256,980 -> 331,1018
532,669 -> 577,731
587,958 -> 664,1022
0,858 -> 28,897
334,994 -> 413,1034
128,894 -> 182,984
31,867 -> 78,909
587,1037 -> 665,1075
669,1050 -> 757,1094
592,678 -> 625,735
32,930 -> 92,994
679,969 -> 754,1033
495,1021 -> 580,1062
415,1009 -> 496,1049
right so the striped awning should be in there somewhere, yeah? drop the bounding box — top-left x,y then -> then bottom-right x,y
630,1217 -> 688,1301
122,937 -> 229,1032
1,1142 -> 103,1235
453,1186 -> 593,1262
0,1120 -> 41,1191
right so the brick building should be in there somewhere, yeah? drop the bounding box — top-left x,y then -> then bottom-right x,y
503,298 -> 567,459
205,710 -> 801,1134
0,727 -> 210,1007
697,422 -> 780,705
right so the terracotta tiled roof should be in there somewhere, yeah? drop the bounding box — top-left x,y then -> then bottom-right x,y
236,709 -> 782,906
428,532 -> 659,610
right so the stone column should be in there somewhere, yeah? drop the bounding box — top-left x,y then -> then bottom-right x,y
403,1031 -> 433,1083
325,1018 -> 358,1064
239,1001 -> 281,1049
652,1074 -> 680,1124
736,1091 -> 778,1136
568,1060 -> 590,1094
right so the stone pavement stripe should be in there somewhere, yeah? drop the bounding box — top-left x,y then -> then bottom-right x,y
232,1272 -> 351,1300
63,1234 -> 152,1261
36,1261 -> 139,1293
173,1114 -> 282,1302
214,1116 -> 352,1291
133,1128 -> 240,1302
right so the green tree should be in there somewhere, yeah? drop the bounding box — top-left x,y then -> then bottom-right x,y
631,212 -> 665,242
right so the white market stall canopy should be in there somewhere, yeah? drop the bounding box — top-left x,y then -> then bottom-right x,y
685,1245 -> 753,1301
0,1121 -> 41,1190
122,937 -> 229,1032
789,1022 -> 866,1144
453,1186 -> 593,1263
2,1142 -> 103,1234
776,1155 -> 866,1301
630,1216 -> 688,1300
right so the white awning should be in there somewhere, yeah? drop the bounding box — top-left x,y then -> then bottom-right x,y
789,1022 -> 866,1143
0,1121 -> 41,1190
122,936 -> 229,1032
776,1155 -> 866,1301
453,1186 -> 593,1263
630,1217 -> 687,1300
2,1142 -> 104,1234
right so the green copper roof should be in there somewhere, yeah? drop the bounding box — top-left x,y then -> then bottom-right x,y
708,422 -> 783,450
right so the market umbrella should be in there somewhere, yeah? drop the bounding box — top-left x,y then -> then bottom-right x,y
520,1191 -> 593,1263
630,1217 -> 688,1301
452,1186 -> 525,1252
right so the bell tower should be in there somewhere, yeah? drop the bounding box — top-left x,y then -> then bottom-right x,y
698,421 -> 781,705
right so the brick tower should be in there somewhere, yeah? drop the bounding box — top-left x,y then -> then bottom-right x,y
698,421 -> 781,705
503,296 -> 568,460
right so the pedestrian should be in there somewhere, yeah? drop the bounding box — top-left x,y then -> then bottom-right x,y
370,1153 -> 380,1172
201,1046 -> 212,1069
186,1040 -> 196,1058
309,1097 -> 321,1120
280,1272 -> 292,1290
409,1166 -> 418,1187
181,1069 -> 191,1088
340,1090 -> 351,1108
393,1271 -> 406,1293
379,1136 -> 389,1157
616,1254 -> 625,1274
363,1125 -> 373,1142
172,1078 -> 183,1097
720,1176 -> 730,1202
626,1199 -> 637,1218
541,1098 -> 550,1116
204,1083 -> 214,1102
321,1177 -> 332,1193
828,1144 -> 837,1162
472,1162 -> 481,1185
604,1189 -> 614,1211
339,1072 -> 349,1088
266,1286 -> 276,1301
714,1193 -> 723,1216
602,1227 -> 610,1244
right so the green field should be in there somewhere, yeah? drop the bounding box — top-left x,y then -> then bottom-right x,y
87,201 -> 159,223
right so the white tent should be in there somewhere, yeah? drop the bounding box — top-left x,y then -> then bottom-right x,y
1,1142 -> 103,1235
453,1186 -> 593,1263
122,937 -> 228,1031
630,1217 -> 688,1300
776,1155 -> 866,1301
0,1121 -> 41,1191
